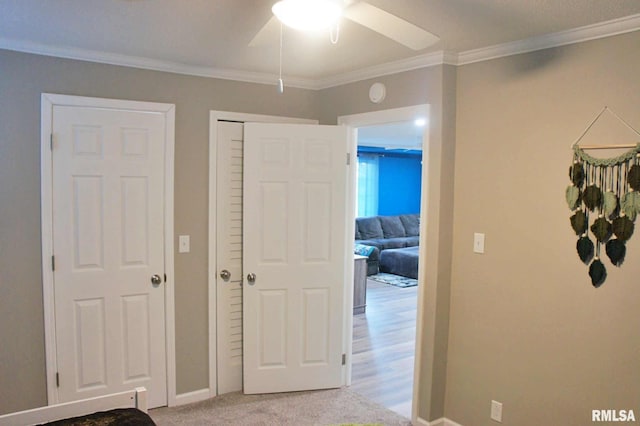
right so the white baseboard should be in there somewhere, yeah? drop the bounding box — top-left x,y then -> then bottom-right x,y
174,388 -> 212,406
416,417 -> 463,426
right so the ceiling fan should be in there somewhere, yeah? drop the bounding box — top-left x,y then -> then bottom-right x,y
249,0 -> 440,51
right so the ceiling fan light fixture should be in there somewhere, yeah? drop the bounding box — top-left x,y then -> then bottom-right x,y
272,0 -> 342,32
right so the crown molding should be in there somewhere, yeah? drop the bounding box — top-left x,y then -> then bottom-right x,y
0,37 -> 317,90
312,51 -> 454,89
1,13 -> 639,89
0,36 -> 449,90
457,13 -> 640,65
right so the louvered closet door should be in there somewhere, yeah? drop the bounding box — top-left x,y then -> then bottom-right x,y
216,121 -> 245,393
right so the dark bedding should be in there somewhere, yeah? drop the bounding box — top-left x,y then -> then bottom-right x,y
40,408 -> 155,426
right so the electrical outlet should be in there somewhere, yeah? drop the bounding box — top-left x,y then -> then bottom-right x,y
491,400 -> 503,422
473,232 -> 485,253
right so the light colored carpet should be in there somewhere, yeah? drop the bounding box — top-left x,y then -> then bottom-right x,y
149,388 -> 412,426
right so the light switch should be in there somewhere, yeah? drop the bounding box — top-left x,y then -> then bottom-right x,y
473,233 -> 485,254
179,235 -> 190,253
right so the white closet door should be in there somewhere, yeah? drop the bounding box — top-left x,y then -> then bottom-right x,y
243,123 -> 348,394
52,105 -> 167,407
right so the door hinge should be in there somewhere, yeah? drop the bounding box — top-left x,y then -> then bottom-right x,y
55,372 -> 59,387
50,134 -> 54,150
51,255 -> 55,271
346,153 -> 351,165
342,353 -> 346,365
164,273 -> 167,283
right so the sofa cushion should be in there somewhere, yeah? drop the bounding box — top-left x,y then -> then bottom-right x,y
360,238 -> 407,250
357,217 -> 384,239
379,216 -> 406,238
400,214 -> 420,236
381,237 -> 411,249
403,236 -> 420,247
379,246 -> 419,279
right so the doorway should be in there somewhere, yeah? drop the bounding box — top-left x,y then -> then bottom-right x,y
209,107 -> 431,421
338,104 -> 429,421
41,94 -> 176,408
208,112 -> 318,396
350,120 -> 423,417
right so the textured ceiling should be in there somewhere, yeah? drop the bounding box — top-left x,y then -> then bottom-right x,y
1,0 -> 640,84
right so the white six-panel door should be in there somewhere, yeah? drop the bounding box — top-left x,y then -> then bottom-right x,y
242,123 -> 348,393
51,105 -> 167,407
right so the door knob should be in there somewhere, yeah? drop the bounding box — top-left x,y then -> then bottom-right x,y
151,274 -> 162,286
220,269 -> 231,281
247,273 -> 256,285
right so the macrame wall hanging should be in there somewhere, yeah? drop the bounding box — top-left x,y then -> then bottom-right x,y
568,107 -> 640,287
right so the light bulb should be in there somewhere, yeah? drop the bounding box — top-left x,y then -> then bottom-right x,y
272,0 -> 342,31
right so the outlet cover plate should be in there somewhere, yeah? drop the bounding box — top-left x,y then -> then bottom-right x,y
178,235 -> 190,253
491,400 -> 503,422
474,232 -> 485,254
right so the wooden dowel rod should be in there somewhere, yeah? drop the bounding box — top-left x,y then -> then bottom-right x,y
578,144 -> 639,150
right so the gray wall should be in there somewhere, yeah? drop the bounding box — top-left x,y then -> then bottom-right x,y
0,49 -> 318,414
2,28 -> 639,424
318,65 -> 457,422
0,48 -> 455,420
447,30 -> 640,425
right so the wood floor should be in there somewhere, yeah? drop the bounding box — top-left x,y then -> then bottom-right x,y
350,278 -> 418,419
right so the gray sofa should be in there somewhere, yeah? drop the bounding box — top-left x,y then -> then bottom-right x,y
355,214 -> 420,276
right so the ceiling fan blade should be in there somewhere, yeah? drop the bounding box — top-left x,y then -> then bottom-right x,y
343,2 -> 439,50
248,15 -> 280,47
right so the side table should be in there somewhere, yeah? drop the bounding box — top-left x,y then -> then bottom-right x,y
353,255 -> 368,314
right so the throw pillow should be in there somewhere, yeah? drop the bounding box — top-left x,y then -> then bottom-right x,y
354,243 -> 375,257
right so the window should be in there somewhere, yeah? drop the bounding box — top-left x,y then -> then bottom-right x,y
356,153 -> 379,217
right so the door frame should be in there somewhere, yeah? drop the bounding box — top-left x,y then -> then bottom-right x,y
208,111 -> 317,396
338,104 -> 430,420
40,93 -> 176,406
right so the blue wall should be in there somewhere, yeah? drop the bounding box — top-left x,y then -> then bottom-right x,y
357,146 -> 422,216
